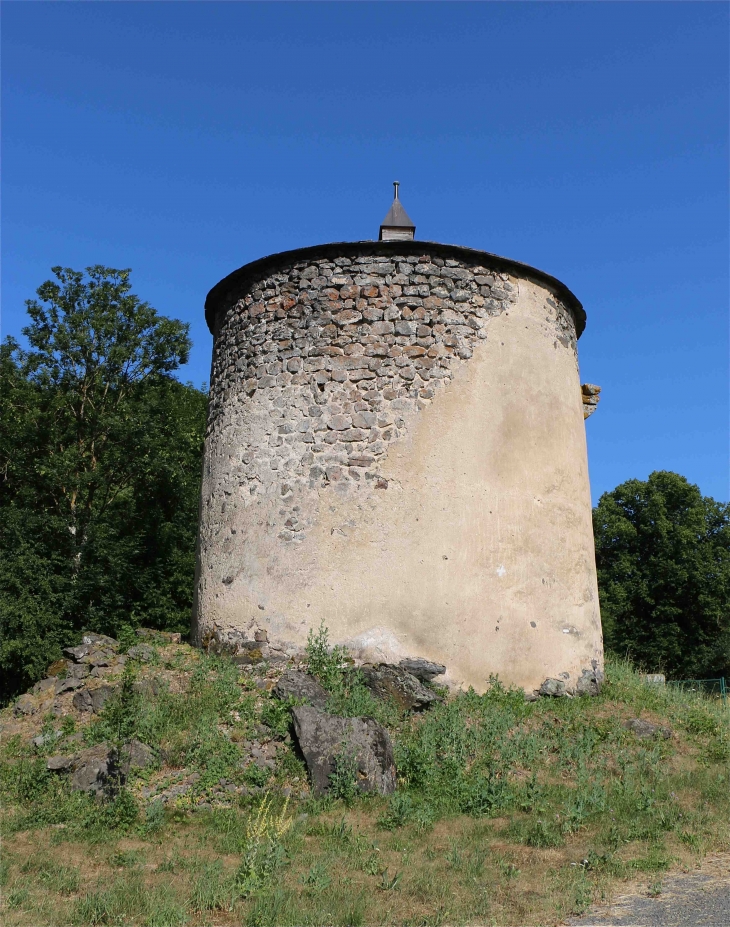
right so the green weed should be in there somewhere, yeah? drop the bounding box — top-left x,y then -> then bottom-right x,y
301,860 -> 331,892
509,816 -> 565,848
72,876 -> 187,926
189,860 -> 237,912
0,854 -> 10,887
242,761 -> 272,787
305,814 -> 358,848
108,849 -> 144,869
703,735 -> 730,764
260,697 -> 294,738
5,886 -> 29,909
86,663 -> 141,747
378,792 -> 414,829
19,856 -> 80,894
496,855 -> 521,881
328,744 -> 360,805
682,706 -> 721,737
379,867 -> 402,891
361,852 -> 381,875
141,798 -> 166,835
305,621 -> 352,692
627,845 -> 673,872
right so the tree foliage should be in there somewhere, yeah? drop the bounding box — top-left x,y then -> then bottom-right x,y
594,471 -> 730,679
0,267 -> 207,701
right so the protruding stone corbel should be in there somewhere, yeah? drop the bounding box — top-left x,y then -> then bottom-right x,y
582,383 -> 601,419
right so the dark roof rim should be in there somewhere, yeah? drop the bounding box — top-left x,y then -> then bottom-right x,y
204,240 -> 586,338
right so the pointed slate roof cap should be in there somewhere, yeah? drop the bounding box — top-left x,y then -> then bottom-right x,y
379,182 -> 415,240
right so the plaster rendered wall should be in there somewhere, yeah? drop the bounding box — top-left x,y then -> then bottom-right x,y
194,246 -> 603,694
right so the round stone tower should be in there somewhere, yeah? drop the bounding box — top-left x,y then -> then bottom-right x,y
194,190 -> 603,695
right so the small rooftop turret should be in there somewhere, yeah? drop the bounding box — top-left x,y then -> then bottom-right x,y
379,181 -> 416,241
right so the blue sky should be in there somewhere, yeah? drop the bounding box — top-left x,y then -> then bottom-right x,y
3,2 -> 728,503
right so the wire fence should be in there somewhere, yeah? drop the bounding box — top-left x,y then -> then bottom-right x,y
669,677 -> 727,707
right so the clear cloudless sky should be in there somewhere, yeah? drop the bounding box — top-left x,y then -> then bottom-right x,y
2,2 -> 728,503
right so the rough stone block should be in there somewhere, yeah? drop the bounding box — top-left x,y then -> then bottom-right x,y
67,744 -> 122,796
358,664 -> 442,711
623,718 -> 672,740
575,665 -> 605,696
72,684 -> 116,713
55,676 -> 86,695
292,705 -> 396,797
63,645 -> 90,663
539,678 -> 567,698
46,755 -> 75,773
370,321 -> 395,335
81,633 -> 119,649
273,670 -> 329,709
13,695 -> 37,716
121,739 -> 155,773
127,644 -> 156,662
398,658 -> 446,683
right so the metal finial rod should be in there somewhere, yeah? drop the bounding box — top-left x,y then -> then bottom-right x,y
393,181 -> 400,200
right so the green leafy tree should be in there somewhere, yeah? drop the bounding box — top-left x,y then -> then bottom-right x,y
594,471 -> 730,679
2,266 -> 191,561
0,267 -> 207,701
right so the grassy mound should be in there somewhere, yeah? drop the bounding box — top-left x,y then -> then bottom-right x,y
1,639 -> 728,927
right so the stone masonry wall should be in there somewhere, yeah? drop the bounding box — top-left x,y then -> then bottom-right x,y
204,251 -> 580,548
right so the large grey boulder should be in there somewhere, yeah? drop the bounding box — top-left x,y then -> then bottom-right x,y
576,665 -> 605,697
539,678 -> 568,698
273,670 -> 329,709
359,663 -> 442,711
47,739 -> 153,791
55,676 -> 86,695
32,678 -> 57,695
81,633 -> 119,649
72,684 -> 117,713
47,754 -> 74,773
126,644 -> 156,663
292,705 -> 396,797
69,744 -> 122,796
398,658 -> 446,683
623,718 -> 672,740
13,695 -> 37,716
63,634 -> 118,667
120,739 -> 155,774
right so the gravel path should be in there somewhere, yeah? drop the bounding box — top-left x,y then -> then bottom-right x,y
565,855 -> 730,926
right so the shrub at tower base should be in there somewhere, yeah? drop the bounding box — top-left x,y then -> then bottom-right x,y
594,470 -> 730,680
